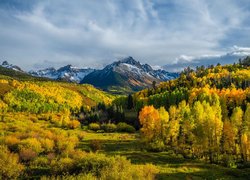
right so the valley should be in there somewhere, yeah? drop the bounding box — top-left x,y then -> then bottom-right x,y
1,1 -> 250,179
0,57 -> 249,179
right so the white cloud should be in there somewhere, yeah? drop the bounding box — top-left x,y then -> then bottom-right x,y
0,0 -> 249,70
232,45 -> 250,52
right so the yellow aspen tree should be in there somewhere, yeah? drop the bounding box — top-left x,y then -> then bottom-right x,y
158,107 -> 169,143
230,107 -> 244,157
139,106 -> 160,143
168,105 -> 180,146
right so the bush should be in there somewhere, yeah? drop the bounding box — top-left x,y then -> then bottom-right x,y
76,154 -> 159,179
41,173 -> 96,180
102,123 -> 117,132
30,156 -> 49,167
51,157 -> 75,175
146,140 -> 165,152
40,138 -> 54,153
75,154 -> 120,176
96,130 -> 105,133
68,120 -> 81,129
19,148 -> 37,161
89,123 -> 100,131
20,138 -> 43,154
90,139 -> 102,152
222,154 -> 237,168
117,122 -> 136,133
39,153 -> 159,180
56,135 -> 79,156
5,135 -> 20,152
0,145 -> 24,179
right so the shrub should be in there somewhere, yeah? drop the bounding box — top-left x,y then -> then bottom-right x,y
19,148 -> 37,161
96,130 -> 105,133
56,135 -> 79,156
20,138 -> 43,154
30,116 -> 38,123
77,132 -> 85,140
146,140 -> 165,152
75,153 -> 115,176
68,120 -> 81,129
30,156 -> 49,167
51,157 -> 75,175
102,123 -> 117,132
90,140 -> 102,152
101,161 -> 159,180
222,154 -> 237,168
39,153 -> 159,180
76,154 -> 159,179
5,135 -> 20,152
89,123 -> 100,131
117,122 -> 136,133
0,145 -> 24,179
41,173 -> 96,180
131,164 -> 159,179
40,138 -> 54,153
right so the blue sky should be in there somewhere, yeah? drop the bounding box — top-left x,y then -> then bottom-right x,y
0,0 -> 250,70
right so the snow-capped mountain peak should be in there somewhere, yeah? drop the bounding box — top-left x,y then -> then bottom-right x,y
111,57 -> 178,81
1,61 -> 23,71
81,57 -> 179,93
29,65 -> 95,83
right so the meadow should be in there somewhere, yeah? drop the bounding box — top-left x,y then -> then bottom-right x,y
80,131 -> 250,180
1,111 -> 249,179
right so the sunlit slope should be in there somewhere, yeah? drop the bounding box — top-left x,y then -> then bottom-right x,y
0,78 -> 115,113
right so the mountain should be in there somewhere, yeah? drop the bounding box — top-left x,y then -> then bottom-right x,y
81,57 -> 179,94
163,46 -> 250,72
1,61 -> 23,72
29,65 -> 95,83
0,63 -> 52,82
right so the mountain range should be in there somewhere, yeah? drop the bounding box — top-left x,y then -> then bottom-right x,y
29,65 -> 95,83
0,57 -> 178,94
2,48 -> 248,94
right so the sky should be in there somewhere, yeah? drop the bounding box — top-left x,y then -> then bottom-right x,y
0,0 -> 250,71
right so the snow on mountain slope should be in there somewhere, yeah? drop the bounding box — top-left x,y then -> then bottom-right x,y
1,61 -> 23,72
81,56 -> 179,93
107,56 -> 178,81
29,65 -> 95,83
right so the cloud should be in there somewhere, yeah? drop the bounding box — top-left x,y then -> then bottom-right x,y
163,45 -> 250,72
0,0 -> 250,70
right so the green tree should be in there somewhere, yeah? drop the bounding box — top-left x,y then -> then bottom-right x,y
127,94 -> 134,110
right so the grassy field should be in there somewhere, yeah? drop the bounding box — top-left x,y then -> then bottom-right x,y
80,132 -> 250,180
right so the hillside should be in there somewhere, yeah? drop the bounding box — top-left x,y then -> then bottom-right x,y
106,57 -> 250,167
0,75 -> 115,114
133,56 -> 250,110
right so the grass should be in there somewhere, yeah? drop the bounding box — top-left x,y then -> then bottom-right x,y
80,132 -> 250,180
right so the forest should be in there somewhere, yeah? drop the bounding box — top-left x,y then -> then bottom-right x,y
0,57 -> 250,179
